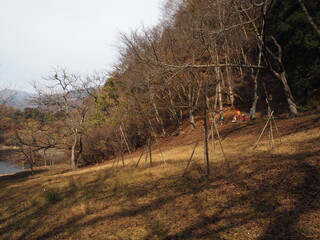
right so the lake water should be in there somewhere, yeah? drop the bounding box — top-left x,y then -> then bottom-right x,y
0,161 -> 25,175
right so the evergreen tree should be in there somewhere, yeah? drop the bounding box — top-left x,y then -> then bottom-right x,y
268,0 -> 320,103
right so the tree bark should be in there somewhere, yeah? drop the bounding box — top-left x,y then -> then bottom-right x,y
71,134 -> 78,170
297,0 -> 320,38
203,108 -> 210,178
279,71 -> 298,117
189,107 -> 196,130
217,81 -> 223,111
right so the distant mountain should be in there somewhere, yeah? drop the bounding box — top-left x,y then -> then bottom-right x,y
0,89 -> 36,110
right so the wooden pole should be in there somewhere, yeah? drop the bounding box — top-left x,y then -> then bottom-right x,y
135,146 -> 146,168
211,124 -> 215,151
183,129 -> 202,177
149,120 -> 166,163
144,140 -> 149,168
203,108 -> 210,177
120,126 -> 135,164
149,136 -> 152,166
269,112 -> 274,149
213,121 -> 227,163
253,111 -> 274,150
272,116 -> 282,143
120,135 -> 125,167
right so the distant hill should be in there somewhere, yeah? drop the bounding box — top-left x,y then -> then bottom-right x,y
0,89 -> 36,110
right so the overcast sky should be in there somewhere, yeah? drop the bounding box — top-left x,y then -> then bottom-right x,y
0,0 -> 164,92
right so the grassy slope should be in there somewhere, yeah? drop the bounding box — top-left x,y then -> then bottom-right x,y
1,114 -> 320,240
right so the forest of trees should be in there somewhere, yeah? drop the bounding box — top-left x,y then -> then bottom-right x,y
0,0 -> 319,170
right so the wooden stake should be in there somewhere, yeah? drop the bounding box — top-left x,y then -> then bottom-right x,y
213,121 -> 227,163
149,136 -> 152,166
149,120 -> 166,163
211,124 -> 215,151
120,126 -> 135,164
144,141 -> 149,168
183,129 -> 202,177
253,111 -> 274,150
272,115 -> 282,144
135,146 -> 146,168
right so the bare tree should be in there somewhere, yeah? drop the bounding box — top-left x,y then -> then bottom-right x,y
33,67 -> 104,169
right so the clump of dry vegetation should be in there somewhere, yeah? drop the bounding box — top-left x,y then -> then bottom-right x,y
1,114 -> 319,240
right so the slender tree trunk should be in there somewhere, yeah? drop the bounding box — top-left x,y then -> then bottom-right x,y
75,136 -> 83,166
151,93 -> 166,136
214,84 -> 218,111
251,48 -> 262,119
203,108 -> 210,178
148,133 -> 152,166
168,89 -> 183,134
297,0 -> 320,38
252,80 -> 259,119
217,81 -> 223,111
279,71 -> 298,117
189,107 -> 196,130
71,134 -> 78,170
225,55 -> 235,107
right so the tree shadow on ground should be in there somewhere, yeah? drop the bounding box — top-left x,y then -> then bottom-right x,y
163,137 -> 320,239
1,135 -> 319,239
0,169 -> 45,182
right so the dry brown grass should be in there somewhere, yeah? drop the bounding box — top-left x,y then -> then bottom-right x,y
1,114 -> 320,240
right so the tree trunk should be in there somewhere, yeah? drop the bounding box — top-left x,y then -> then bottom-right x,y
217,81 -> 223,111
148,134 -> 152,166
251,46 -> 262,119
225,55 -> 235,107
151,93 -> 166,136
203,108 -> 210,178
168,89 -> 183,134
251,79 -> 259,119
71,134 -> 78,170
280,72 -> 298,117
189,107 -> 196,130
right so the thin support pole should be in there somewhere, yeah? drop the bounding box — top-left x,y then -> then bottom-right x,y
269,114 -> 274,149
120,135 -> 125,167
183,129 -> 203,177
213,121 -> 227,163
144,140 -> 149,168
272,115 -> 282,144
253,111 -> 274,150
135,146 -> 146,168
149,120 -> 166,163
211,124 -> 215,151
149,136 -> 152,166
120,126 -> 135,164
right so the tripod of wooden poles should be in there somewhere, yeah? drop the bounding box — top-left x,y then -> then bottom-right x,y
183,107 -> 227,178
252,94 -> 282,150
113,122 -> 166,168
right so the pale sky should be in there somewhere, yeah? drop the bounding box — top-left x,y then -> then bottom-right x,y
0,0 -> 164,92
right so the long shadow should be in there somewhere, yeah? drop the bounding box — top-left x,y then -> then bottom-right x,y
1,132 -> 319,239
33,172 -> 211,239
161,137 -> 320,239
0,169 -> 45,182
278,116 -> 320,137
257,154 -> 320,239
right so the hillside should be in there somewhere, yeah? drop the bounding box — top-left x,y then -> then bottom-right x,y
1,89 -> 35,110
0,114 -> 320,240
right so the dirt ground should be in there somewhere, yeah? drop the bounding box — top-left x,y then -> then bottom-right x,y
1,114 -> 319,240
